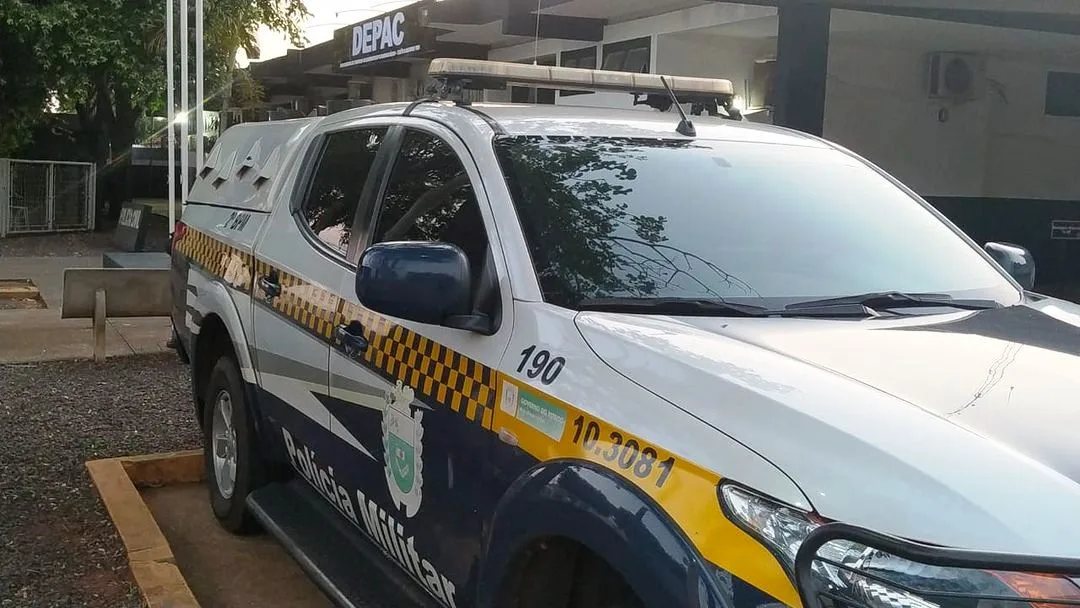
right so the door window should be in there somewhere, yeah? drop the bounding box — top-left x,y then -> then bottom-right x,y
300,127 -> 388,254
372,130 -> 490,267
372,129 -> 498,317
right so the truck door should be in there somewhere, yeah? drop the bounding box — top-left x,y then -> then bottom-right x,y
251,125 -> 392,476
328,122 -> 513,607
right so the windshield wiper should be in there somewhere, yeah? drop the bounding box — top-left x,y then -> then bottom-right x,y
784,291 -> 1001,315
577,297 -> 770,317
575,292 -> 1000,320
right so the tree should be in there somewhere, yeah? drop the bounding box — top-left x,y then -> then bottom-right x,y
0,0 -> 53,156
0,0 -> 308,216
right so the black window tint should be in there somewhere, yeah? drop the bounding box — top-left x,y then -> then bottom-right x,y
372,130 -> 489,271
301,127 -> 387,253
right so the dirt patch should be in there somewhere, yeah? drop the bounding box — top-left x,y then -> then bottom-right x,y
0,280 -> 46,310
0,354 -> 199,607
0,217 -> 171,259
0,297 -> 46,310
0,232 -> 115,258
142,484 -> 332,608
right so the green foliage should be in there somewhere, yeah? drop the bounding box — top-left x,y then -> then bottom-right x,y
0,0 -> 51,155
497,136 -> 670,304
0,0 -> 308,158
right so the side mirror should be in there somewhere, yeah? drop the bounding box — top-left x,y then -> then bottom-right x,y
356,241 -> 488,331
984,241 -> 1036,290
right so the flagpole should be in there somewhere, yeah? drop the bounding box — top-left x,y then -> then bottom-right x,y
180,0 -> 189,213
166,0 -> 176,233
195,0 -> 204,173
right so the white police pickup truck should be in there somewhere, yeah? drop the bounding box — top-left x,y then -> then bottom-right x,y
170,58 -> 1080,608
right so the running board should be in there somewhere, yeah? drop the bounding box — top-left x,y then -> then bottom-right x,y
246,480 -> 438,608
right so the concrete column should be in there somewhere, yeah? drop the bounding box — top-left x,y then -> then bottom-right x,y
372,77 -> 399,103
772,1 -> 830,136
410,60 -> 432,99
348,79 -> 372,100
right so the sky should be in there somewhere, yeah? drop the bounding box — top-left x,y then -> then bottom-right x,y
243,0 -> 417,66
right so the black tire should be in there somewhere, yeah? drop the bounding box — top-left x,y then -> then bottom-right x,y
202,354 -> 265,534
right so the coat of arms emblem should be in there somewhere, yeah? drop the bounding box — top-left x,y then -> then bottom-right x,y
381,380 -> 424,518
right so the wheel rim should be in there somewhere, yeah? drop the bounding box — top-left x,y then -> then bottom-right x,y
211,389 -> 238,499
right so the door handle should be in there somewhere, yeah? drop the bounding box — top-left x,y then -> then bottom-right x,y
336,322 -> 369,358
258,275 -> 280,300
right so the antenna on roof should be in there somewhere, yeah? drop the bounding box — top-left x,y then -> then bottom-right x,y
659,76 -> 696,137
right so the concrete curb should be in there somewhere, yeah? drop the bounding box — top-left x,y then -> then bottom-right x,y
86,450 -> 205,608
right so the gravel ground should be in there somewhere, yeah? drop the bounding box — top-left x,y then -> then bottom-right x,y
0,232 -> 115,258
0,353 -> 200,607
0,220 -> 171,259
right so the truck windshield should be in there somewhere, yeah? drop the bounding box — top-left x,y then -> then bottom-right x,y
493,135 -> 1020,311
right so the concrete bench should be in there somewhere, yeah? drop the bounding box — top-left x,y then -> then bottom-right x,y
61,268 -> 172,362
102,251 -> 171,270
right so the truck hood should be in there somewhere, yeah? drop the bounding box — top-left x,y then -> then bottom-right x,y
574,296 -> 1080,555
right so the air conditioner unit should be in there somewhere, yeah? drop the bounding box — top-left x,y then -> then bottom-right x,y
927,52 -> 985,101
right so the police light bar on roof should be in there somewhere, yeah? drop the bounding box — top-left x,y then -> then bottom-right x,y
426,58 -> 735,98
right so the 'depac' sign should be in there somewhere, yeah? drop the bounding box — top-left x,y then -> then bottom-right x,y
340,3 -> 425,68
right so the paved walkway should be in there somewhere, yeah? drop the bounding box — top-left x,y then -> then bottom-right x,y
2,256 -> 99,307
0,255 -> 172,364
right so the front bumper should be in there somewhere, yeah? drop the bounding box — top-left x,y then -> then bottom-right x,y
795,523 -> 1080,608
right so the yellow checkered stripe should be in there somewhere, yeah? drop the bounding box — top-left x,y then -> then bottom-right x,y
338,302 -> 496,428
176,227 -> 255,294
178,227 -> 496,429
177,228 -> 231,279
251,260 -> 341,341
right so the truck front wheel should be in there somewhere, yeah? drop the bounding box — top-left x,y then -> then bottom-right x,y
497,537 -> 645,608
203,354 -> 265,534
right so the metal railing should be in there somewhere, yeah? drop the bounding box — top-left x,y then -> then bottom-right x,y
0,159 -> 96,237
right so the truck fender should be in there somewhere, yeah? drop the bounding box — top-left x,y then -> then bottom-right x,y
190,276 -> 256,384
477,459 -> 729,608
189,275 -> 286,473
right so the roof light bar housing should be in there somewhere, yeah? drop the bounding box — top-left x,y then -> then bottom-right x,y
425,58 -> 740,119
429,58 -> 733,97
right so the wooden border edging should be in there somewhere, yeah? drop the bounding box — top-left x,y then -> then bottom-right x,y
86,449 -> 205,608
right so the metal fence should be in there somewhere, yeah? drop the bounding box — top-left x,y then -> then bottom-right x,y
0,159 -> 96,237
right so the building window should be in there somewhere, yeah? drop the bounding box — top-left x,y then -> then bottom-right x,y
511,54 -> 557,104
562,46 -> 597,69
1046,71 -> 1080,117
560,47 -> 597,97
601,37 -> 650,73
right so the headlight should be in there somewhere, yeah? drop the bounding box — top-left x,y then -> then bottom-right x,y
720,482 -> 824,570
720,483 -> 1080,608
